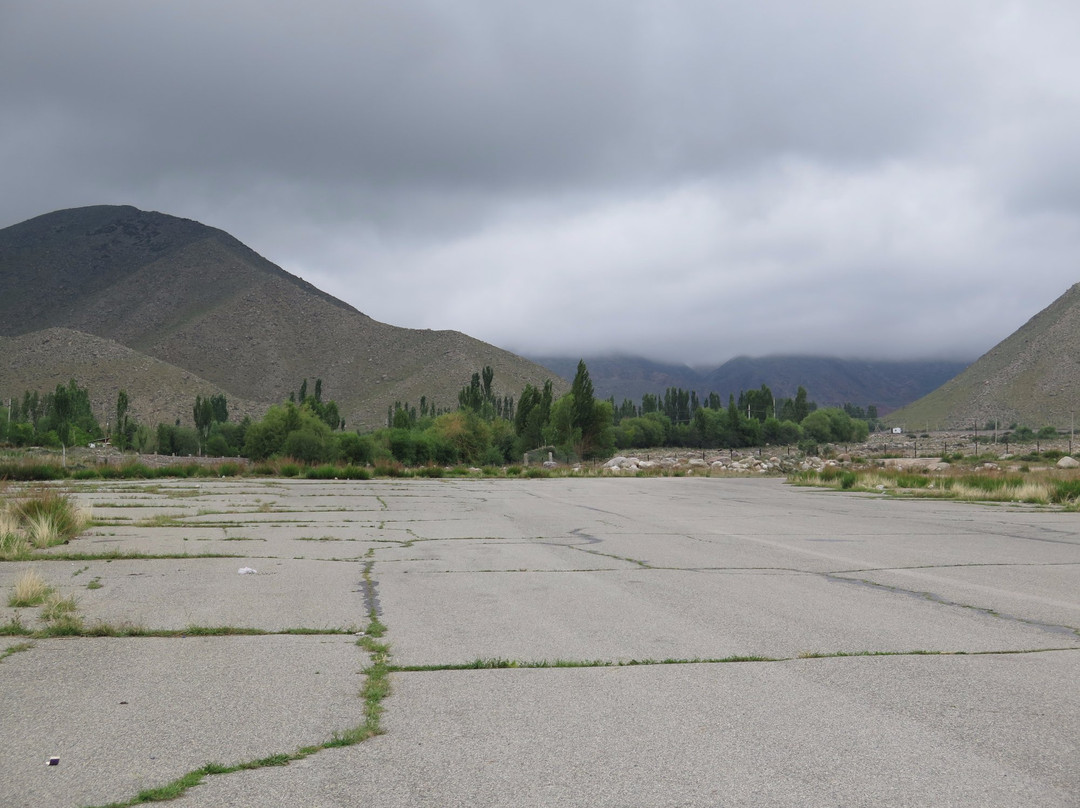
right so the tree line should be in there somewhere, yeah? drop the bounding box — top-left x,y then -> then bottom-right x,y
1,365 -> 887,465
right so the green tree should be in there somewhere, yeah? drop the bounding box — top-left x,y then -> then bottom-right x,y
193,395 -> 215,447
569,360 -> 610,458
116,390 -> 129,444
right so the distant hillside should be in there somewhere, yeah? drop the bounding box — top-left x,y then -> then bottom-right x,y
0,205 -> 566,430
889,283 -> 1080,430
526,356 -> 705,404
529,354 -> 969,413
0,328 -> 268,429
702,356 -> 969,412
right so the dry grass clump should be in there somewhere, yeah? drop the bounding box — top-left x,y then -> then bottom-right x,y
0,488 -> 89,558
8,569 -> 53,607
0,510 -> 28,558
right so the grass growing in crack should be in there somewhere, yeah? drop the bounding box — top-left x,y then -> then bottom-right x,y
8,569 -> 53,606
84,616 -> 392,807
134,513 -> 186,528
40,592 -> 78,621
6,622 -> 358,639
391,654 -> 777,672
0,614 -> 32,636
39,549 -> 245,562
0,641 -> 32,662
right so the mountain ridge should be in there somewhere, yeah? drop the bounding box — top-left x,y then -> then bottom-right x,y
0,205 -> 565,430
527,354 -> 970,413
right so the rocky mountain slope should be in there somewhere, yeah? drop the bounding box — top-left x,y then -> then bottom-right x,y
888,282 -> 1080,430
0,205 -> 565,430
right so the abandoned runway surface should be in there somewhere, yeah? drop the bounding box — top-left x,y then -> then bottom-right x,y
2,477 -> 1078,807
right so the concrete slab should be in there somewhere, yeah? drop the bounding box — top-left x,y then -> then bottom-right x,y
173,651 -> 1080,808
0,635 -> 367,808
0,558 -> 368,632
59,526 -> 382,561
3,476 -> 1079,807
371,539 -> 642,572
835,563 -> 1080,630
378,566 -> 1079,666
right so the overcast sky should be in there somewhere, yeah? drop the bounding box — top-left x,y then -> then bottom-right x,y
3,1 -> 1079,367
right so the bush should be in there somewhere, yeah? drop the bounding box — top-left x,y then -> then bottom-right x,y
279,463 -> 300,478
337,432 -> 375,465
416,466 -> 444,478
304,465 -> 340,480
284,428 -> 333,464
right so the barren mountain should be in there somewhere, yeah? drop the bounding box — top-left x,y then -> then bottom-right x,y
0,205 -> 565,430
888,282 -> 1080,430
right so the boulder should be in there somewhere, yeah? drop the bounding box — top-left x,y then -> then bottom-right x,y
1057,456 -> 1080,469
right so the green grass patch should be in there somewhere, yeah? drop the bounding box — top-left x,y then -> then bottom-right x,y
1050,479 -> 1080,504
0,461 -> 67,481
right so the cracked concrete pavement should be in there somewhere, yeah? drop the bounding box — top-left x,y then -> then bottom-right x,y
2,476 -> 1078,806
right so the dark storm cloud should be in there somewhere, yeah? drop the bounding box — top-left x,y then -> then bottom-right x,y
2,1 -> 1079,365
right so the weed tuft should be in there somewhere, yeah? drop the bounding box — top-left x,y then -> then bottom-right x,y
8,569 -> 53,607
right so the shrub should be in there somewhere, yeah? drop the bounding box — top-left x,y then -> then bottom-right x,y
216,462 -> 241,477
304,465 -> 340,480
337,433 -> 375,465
416,466 -> 444,478
279,463 -> 300,478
